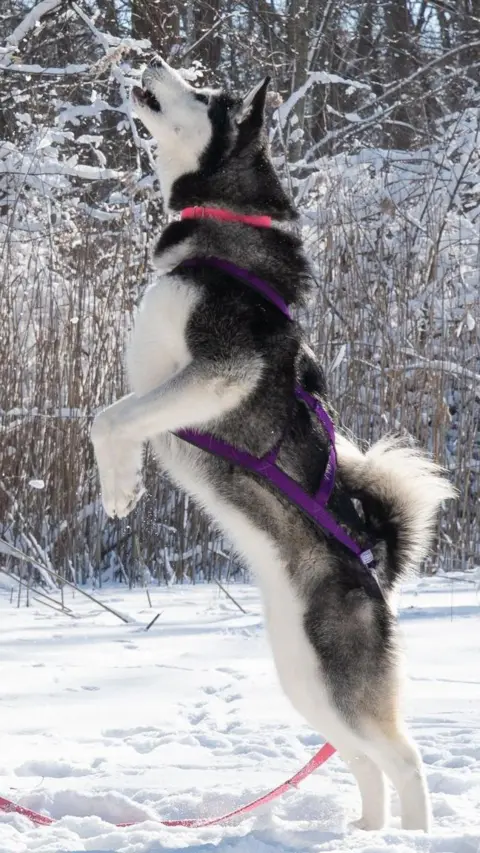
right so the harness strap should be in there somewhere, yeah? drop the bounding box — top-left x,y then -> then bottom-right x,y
180,257 -> 292,320
175,256 -> 376,572
177,389 -> 373,568
177,408 -> 373,569
296,386 -> 336,506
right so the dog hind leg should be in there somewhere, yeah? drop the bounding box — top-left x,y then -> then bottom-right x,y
343,674 -> 431,831
320,712 -> 428,831
359,719 -> 431,831
341,749 -> 388,830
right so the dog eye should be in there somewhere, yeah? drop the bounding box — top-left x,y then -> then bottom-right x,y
194,92 -> 209,105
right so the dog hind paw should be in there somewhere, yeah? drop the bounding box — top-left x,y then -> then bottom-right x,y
349,815 -> 386,831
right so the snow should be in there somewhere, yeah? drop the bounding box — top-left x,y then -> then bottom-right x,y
276,72 -> 370,129
0,577 -> 479,853
28,480 -> 45,490
2,0 -> 63,53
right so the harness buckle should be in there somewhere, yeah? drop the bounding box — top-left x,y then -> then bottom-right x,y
360,549 -> 375,566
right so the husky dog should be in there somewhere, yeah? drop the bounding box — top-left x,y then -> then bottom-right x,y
91,58 -> 454,832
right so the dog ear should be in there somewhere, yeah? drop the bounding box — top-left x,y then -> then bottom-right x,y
236,76 -> 271,129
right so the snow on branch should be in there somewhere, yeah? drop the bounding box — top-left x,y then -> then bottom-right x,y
276,70 -> 370,129
70,2 -> 150,51
0,0 -> 63,62
0,62 -> 89,75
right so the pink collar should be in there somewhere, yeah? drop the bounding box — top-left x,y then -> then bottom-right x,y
181,206 -> 272,228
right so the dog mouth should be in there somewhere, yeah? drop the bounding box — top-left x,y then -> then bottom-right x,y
132,86 -> 161,113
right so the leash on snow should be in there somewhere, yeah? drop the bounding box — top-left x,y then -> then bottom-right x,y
0,741 -> 335,828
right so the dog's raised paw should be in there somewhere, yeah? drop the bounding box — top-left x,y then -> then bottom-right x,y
92,422 -> 145,518
100,453 -> 145,518
103,472 -> 145,519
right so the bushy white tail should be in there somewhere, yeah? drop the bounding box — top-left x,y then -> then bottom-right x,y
336,435 -> 456,585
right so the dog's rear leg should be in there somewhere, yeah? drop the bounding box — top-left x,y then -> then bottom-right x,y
341,750 -> 388,830
360,720 -> 431,831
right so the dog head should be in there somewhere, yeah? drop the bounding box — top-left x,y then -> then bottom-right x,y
132,58 -> 296,220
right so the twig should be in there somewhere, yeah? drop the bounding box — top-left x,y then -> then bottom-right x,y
1,0 -> 63,62
30,595 -> 76,616
180,14 -> 233,61
70,1 -> 115,50
0,539 -> 132,624
214,578 -> 247,614
0,568 -> 76,616
26,570 -> 31,607
145,612 -> 162,631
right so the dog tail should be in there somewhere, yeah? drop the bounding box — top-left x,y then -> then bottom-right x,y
336,434 -> 456,587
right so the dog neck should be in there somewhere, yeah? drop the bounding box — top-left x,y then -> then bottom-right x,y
181,206 -> 272,228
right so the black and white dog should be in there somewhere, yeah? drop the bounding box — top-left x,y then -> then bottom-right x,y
91,58 -> 454,832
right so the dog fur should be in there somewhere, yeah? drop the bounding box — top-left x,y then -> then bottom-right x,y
91,58 -> 455,832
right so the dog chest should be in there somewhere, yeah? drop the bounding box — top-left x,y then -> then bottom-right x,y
126,275 -> 200,397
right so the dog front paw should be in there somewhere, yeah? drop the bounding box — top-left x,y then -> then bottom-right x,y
91,412 -> 145,518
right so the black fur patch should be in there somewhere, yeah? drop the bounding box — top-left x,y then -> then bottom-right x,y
154,218 -> 310,305
154,219 -> 197,255
200,93 -> 241,175
175,259 -> 299,459
297,346 -> 327,396
194,91 -> 209,105
303,564 -> 392,725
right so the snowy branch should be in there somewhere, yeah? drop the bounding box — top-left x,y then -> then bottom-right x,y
0,62 -> 89,74
0,0 -> 64,65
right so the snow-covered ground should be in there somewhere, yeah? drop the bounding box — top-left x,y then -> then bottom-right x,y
0,577 -> 479,853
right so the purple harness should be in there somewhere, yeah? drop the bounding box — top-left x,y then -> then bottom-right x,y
176,257 -> 375,570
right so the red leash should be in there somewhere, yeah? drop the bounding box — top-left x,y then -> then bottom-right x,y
0,741 -> 335,828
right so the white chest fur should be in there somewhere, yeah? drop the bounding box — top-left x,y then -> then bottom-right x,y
126,275 -> 200,397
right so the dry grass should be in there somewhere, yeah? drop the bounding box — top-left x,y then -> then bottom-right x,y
1,181 -> 474,584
